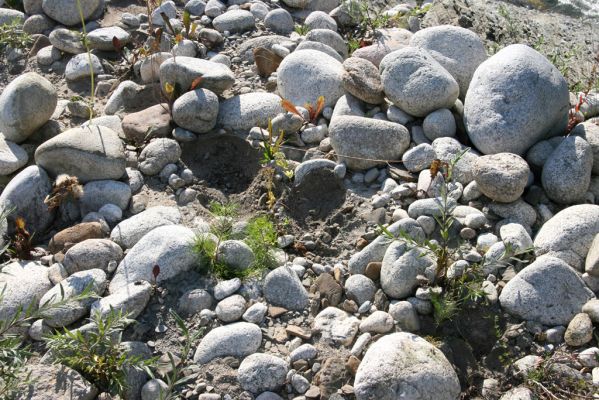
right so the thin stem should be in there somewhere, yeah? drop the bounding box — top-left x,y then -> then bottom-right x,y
75,0 -> 95,122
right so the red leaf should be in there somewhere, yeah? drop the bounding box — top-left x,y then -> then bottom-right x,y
152,264 -> 160,280
281,99 -> 303,119
190,76 -> 204,90
112,36 -> 122,51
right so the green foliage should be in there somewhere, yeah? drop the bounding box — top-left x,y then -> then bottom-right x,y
409,4 -> 431,17
245,215 -> 278,270
44,309 -> 154,396
209,201 -> 240,219
294,24 -> 309,36
0,21 -> 32,51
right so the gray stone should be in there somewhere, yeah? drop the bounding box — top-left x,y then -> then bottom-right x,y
380,47 -> 459,117
586,234 -> 599,276
499,256 -> 595,325
217,240 -> 255,271
149,0 -> 176,23
215,294 -> 246,322
499,387 -> 534,400
204,0 -> 225,17
185,0 -> 206,16
0,8 -> 24,25
242,302 -> 267,324
402,143 -> 435,173
294,159 -> 336,186
354,332 -> 460,400
63,238 -> 123,274
0,165 -> 54,234
193,322 -> 262,364
422,108 -> 456,141
110,206 -> 181,249
381,241 -> 436,299
0,72 -> 57,143
217,92 -> 284,132
295,40 -> 343,62
410,25 -> 487,98
178,289 -> 212,316
534,205 -> 599,271
464,44 -> 569,155
65,53 -> 104,81
139,138 -> 181,176
16,363 -> 98,400
109,225 -> 196,293
120,341 -> 152,400
313,306 -> 360,346
141,379 -> 169,400
214,278 -> 241,300
264,9 -> 294,34
238,353 -> 289,394
34,126 -> 126,183
345,274 -> 376,305
42,0 -> 100,26
329,116 -> 410,170
359,310 -> 394,334
488,199 -> 537,228
305,28 -> 347,58
0,261 -> 52,323
90,280 -> 152,319
159,57 -> 235,95
342,57 -> 384,104
49,28 -> 86,54
40,269 -> 107,327
173,88 -> 219,134
473,153 -> 530,203
139,52 -> 172,83
290,343 -> 317,362
23,14 -> 55,35
388,300 -> 420,332
352,28 -> 412,67
104,80 -> 160,116
263,266 -> 309,311
571,121 -> 599,174
212,9 -> 255,33
282,0 -> 338,12
305,10 -> 337,31
564,313 -> 593,347
0,138 -> 27,176
87,26 -> 130,51
541,136 -> 592,204
499,223 -> 533,256
277,49 -> 344,108
80,180 -> 131,215
431,137 -> 479,185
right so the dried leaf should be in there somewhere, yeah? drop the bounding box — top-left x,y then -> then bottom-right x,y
164,82 -> 175,96
15,217 -> 26,231
190,76 -> 204,90
281,99 -> 303,118
112,36 -> 122,52
311,95 -> 325,122
175,33 -> 183,44
152,265 -> 160,280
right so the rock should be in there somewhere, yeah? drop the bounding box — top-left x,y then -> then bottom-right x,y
63,238 -> 123,274
294,159 -> 337,186
0,72 -> 57,143
90,280 -> 152,319
172,89 -> 219,134
0,261 -> 52,323
185,0 -> 206,15
120,341 -> 152,400
263,266 -> 309,311
410,25 -> 487,97
305,11 -> 337,31
295,40 -> 343,62
122,104 -> 172,143
431,137 -> 479,185
403,143 -> 435,173
215,294 -> 246,322
534,205 -> 599,271
212,10 -> 255,33
65,53 -> 104,81
178,289 -> 212,316
488,199 -> 537,228
464,44 -> 569,155
87,26 -> 130,51
0,8 -> 24,25
564,313 -> 593,347
111,206 -> 181,249
139,52 -> 172,83
42,0 -> 100,26
109,225 -> 196,293
313,307 -> 360,346
104,80 -> 160,115
586,234 -> 599,276
311,273 -> 343,306
329,116 -> 410,170
17,363 -> 98,400
193,322 -> 262,364
34,126 -> 126,183
341,57 -> 384,104
264,9 -> 294,34
0,165 -> 53,234
499,223 -> 533,256
217,92 -> 284,132
290,343 -> 318,362
541,136 -> 592,204
216,240 -> 255,271
583,298 -> 599,322
49,28 -> 86,54
381,241 -> 436,299
277,49 -> 344,108
499,387 -> 534,400
0,138 -> 27,175
243,302 -> 267,324
422,108 -> 456,140
49,222 -> 106,253
214,278 -> 241,300
499,256 -> 595,325
39,269 -> 107,328
282,0 -> 338,12
305,29 -> 347,58
352,28 -> 412,67
473,153 -> 530,203
138,138 -> 181,176
141,379 -> 169,400
80,180 -> 131,215
238,353 -> 289,394
24,14 -> 55,34
388,300 -> 420,332
159,57 -> 235,95
354,332 -> 460,400
571,121 -> 599,174
345,274 -> 376,306
380,46 -> 459,117
359,311 -> 394,334
204,0 -> 225,17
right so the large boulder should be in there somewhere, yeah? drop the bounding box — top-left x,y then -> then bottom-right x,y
499,256 -> 595,326
62,239 -> 124,275
42,0 -> 101,26
534,205 -> 599,271
410,25 -> 487,98
354,332 -> 461,400
541,136 -> 593,204
217,92 -> 284,132
277,49 -> 345,108
329,116 -> 410,170
0,261 -> 52,323
464,44 -> 569,155
0,165 -> 54,235
380,47 -> 459,117
16,364 -> 98,400
159,57 -> 235,96
0,72 -> 57,143
109,225 -> 196,293
34,126 -> 126,183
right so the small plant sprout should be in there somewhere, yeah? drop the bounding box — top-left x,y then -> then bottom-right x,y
281,96 -> 325,125
44,174 -> 84,211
